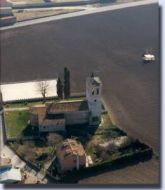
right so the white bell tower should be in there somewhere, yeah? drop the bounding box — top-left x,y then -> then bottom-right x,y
86,73 -> 102,125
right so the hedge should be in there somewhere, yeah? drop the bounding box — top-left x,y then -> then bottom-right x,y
59,146 -> 153,183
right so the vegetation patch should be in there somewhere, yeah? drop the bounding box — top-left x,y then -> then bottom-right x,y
4,96 -> 85,109
8,133 -> 64,172
5,110 -> 29,138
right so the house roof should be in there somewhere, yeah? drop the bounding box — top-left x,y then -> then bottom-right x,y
0,157 -> 11,167
93,77 -> 102,86
0,168 -> 22,183
30,100 -> 88,127
57,139 -> 85,158
42,118 -> 65,126
47,100 -> 88,113
30,105 -> 46,125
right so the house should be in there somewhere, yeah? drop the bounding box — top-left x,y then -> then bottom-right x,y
29,74 -> 102,132
0,157 -> 12,174
0,168 -> 22,184
56,139 -> 86,173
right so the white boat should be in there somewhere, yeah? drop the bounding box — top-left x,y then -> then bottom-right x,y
142,53 -> 155,62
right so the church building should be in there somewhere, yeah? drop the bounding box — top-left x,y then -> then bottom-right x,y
29,74 -> 102,132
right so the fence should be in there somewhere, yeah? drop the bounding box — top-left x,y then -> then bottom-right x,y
59,147 -> 153,183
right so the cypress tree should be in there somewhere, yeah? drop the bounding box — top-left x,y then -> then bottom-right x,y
57,77 -> 63,99
64,67 -> 70,99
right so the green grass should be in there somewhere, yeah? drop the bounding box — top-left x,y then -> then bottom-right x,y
5,111 -> 29,138
4,101 -> 46,108
4,96 -> 85,109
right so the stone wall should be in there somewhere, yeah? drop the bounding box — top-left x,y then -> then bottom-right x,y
65,111 -> 89,125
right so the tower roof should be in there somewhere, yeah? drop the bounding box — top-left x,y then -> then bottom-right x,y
92,77 -> 102,86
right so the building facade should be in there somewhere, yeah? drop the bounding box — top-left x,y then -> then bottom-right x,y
29,75 -> 102,132
86,74 -> 102,125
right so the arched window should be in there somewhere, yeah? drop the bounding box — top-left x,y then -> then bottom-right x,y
97,88 -> 99,95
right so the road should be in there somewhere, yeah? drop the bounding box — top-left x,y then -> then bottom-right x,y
0,0 -> 157,30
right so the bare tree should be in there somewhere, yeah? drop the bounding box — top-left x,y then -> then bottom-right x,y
37,81 -> 50,102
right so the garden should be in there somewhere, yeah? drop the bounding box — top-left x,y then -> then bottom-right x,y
4,110 -> 30,138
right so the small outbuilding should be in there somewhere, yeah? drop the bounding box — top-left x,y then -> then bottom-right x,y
0,168 -> 22,184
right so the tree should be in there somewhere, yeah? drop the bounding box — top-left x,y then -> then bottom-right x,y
0,90 -> 3,111
63,67 -> 70,99
37,81 -> 50,102
56,77 -> 63,99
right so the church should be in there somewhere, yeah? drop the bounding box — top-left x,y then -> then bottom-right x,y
29,74 -> 102,132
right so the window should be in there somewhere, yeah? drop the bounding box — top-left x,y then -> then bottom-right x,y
94,99 -> 97,102
92,90 -> 94,95
97,88 -> 99,95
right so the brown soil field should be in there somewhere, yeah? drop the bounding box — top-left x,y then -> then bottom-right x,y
79,159 -> 160,185
1,3 -> 160,185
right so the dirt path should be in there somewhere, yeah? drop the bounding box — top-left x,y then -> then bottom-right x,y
4,107 -> 29,111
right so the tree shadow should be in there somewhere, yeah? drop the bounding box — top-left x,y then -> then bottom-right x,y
21,124 -> 39,137
66,123 -> 99,146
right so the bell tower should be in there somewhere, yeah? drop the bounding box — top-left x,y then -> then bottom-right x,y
86,73 -> 102,125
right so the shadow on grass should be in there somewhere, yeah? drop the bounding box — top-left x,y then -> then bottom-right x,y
21,125 -> 36,136
66,124 -> 99,147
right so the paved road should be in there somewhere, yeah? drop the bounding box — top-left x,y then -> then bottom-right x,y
0,0 -> 157,30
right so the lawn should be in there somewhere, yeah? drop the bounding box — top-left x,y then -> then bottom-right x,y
5,110 -> 29,138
